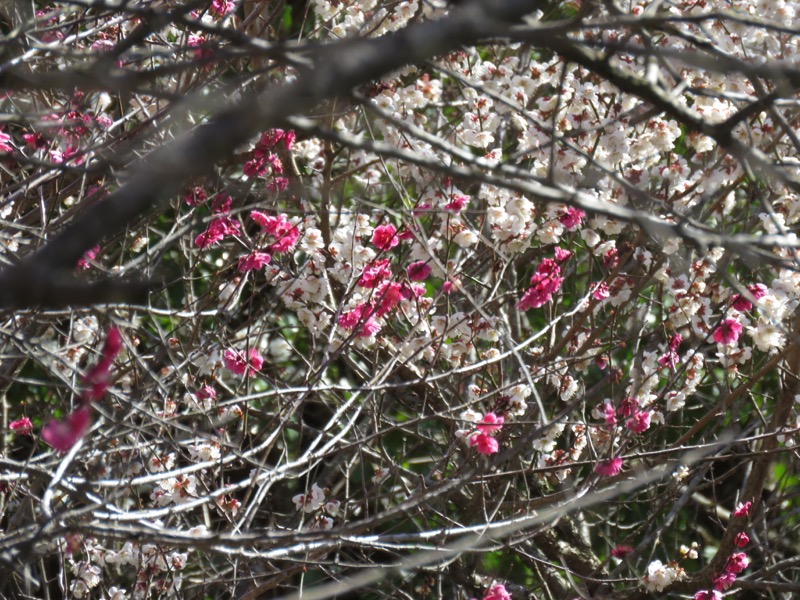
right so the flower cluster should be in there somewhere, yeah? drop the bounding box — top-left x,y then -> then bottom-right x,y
42,328 -> 123,452
695,502 -> 752,598
292,483 -> 341,530
517,257 -> 565,311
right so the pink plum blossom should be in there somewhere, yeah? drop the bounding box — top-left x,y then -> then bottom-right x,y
212,193 -> 232,214
734,532 -> 749,547
184,186 -> 207,206
195,217 -> 240,249
338,303 -> 374,330
713,572 -> 736,590
618,396 -> 639,417
188,34 -> 213,60
197,385 -> 217,401
611,545 -> 633,558
249,211 -> 300,253
83,327 -> 123,402
558,206 -> 585,230
713,318 -> 743,345
444,195 -> 469,212
732,283 -> 768,311
517,258 -> 564,310
76,245 -> 100,269
733,501 -> 752,517
726,552 -> 749,574
592,282 -> 610,301
0,131 -> 13,152
238,251 -> 271,273
371,224 -> 399,251
267,176 -> 289,193
604,247 -> 619,269
694,591 -> 723,600
482,584 -> 511,600
374,281 -> 404,317
338,303 -> 382,337
407,261 -> 432,281
554,246 -> 572,261
658,350 -> 679,369
601,402 -> 617,426
625,410 -> 652,433
477,412 -> 504,434
595,457 -> 623,476
470,432 -> 499,455
244,157 -> 266,177
9,417 -> 32,434
42,407 -> 91,452
209,0 -> 235,17
224,347 -> 263,377
359,259 -> 392,288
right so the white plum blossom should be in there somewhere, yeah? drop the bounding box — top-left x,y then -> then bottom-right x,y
293,483 -> 327,513
643,559 -> 683,592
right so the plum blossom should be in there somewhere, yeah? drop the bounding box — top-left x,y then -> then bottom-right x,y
444,195 -> 469,212
209,0 -> 235,17
598,402 -> 617,426
554,246 -> 572,261
694,591 -> 723,600
195,216 -> 240,249
76,245 -> 100,269
595,457 -> 623,476
626,410 -> 652,433
713,571 -> 736,590
338,303 -> 381,337
42,327 -> 122,452
466,412 -> 504,455
151,474 -> 198,505
212,192 -> 232,213
477,412 -> 504,434
223,347 -> 263,377
644,559 -> 683,592
9,417 -> 32,434
293,482 -> 327,513
733,501 -> 752,517
371,223 -> 399,251
406,260 -> 432,281
249,211 -> 300,253
713,317 -> 743,345
237,251 -> 271,272
470,432 -> 499,454
0,131 -> 13,152
732,283 -> 768,311
359,259 -> 392,288
374,281 -> 406,317
184,186 -> 207,206
611,545 -> 634,558
517,258 -> 564,310
559,206 -> 585,230
748,316 -> 785,352
42,407 -> 91,452
592,281 -> 610,301
482,583 -> 511,600
618,396 -> 639,417
83,327 -> 123,402
726,552 -> 749,574
734,532 -> 749,547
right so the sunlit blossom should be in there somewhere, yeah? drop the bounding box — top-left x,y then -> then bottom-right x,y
713,317 -> 743,345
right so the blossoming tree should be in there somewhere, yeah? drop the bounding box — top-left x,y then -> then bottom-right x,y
2,0 -> 800,598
